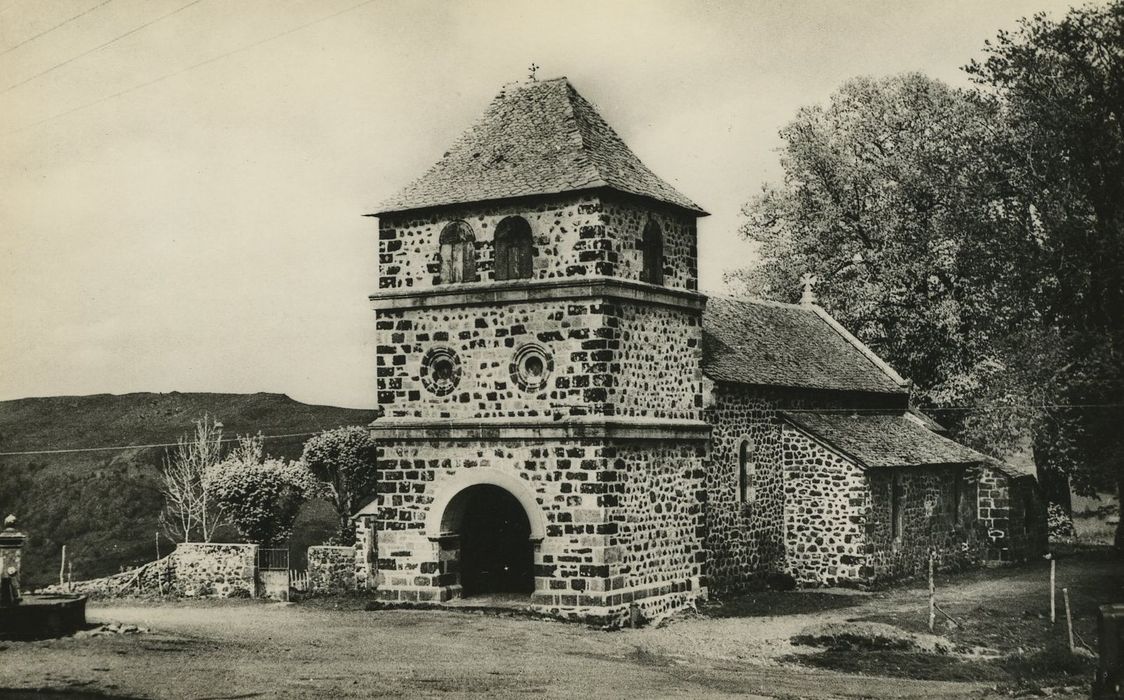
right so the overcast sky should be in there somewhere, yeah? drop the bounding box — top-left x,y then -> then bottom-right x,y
0,0 -> 1082,408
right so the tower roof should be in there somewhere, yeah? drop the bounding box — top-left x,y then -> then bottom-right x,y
374,78 -> 707,216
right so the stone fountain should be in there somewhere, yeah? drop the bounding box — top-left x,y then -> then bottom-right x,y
0,514 -> 87,640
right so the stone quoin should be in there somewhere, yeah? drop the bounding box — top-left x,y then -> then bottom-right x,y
353,77 -> 1047,625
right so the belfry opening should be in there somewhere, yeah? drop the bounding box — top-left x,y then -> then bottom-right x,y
441,485 -> 534,597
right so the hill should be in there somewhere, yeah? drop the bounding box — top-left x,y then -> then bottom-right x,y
0,392 -> 379,589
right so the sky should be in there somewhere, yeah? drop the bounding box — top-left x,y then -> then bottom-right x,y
0,0 -> 1083,409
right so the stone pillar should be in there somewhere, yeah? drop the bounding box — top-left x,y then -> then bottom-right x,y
0,514 -> 26,606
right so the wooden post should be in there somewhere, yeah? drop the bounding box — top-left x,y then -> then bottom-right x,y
67,561 -> 73,592
928,551 -> 936,633
1063,587 -> 1074,652
59,544 -> 66,587
1050,557 -> 1056,624
155,530 -> 160,561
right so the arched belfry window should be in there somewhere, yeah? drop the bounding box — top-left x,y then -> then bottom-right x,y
641,220 -> 664,285
738,438 -> 756,504
494,216 -> 534,281
439,221 -> 478,284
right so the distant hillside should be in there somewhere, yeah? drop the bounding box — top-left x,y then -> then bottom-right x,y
0,392 -> 379,589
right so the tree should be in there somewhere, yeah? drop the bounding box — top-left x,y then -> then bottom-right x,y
301,426 -> 378,545
732,73 -> 1022,404
206,434 -> 319,547
965,1 -> 1124,545
160,415 -> 226,543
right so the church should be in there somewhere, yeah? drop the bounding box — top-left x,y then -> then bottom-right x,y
353,77 -> 1046,625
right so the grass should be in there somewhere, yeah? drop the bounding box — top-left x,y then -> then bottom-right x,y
774,548 -> 1118,691
787,641 -> 1095,687
702,589 -> 867,618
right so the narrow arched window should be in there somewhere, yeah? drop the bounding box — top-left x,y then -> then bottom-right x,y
494,216 -> 533,281
738,439 -> 755,504
641,220 -> 664,285
439,221 -> 477,284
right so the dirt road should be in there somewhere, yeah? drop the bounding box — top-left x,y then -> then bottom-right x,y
1,601 -> 981,699
3,553 -> 1115,699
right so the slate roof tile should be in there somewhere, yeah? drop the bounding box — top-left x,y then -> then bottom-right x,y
375,78 -> 706,216
781,411 -> 990,468
702,296 -> 906,394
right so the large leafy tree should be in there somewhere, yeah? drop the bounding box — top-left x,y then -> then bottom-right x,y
966,1 -> 1124,542
731,73 -> 1021,403
735,4 -> 1124,547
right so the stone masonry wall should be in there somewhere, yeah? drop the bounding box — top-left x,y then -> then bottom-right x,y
608,301 -> 702,420
865,467 -> 986,581
600,441 -> 707,622
170,543 -> 257,597
376,192 -> 698,293
376,297 -> 702,422
780,424 -> 870,586
355,513 -> 376,589
703,387 -> 787,591
978,468 -> 1047,563
704,385 -> 907,592
372,437 -> 706,625
307,546 -> 358,594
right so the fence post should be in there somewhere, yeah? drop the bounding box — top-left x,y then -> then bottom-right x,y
928,550 -> 936,633
1050,556 -> 1056,624
1063,587 -> 1075,652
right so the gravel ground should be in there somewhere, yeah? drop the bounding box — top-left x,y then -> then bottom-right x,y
1,551 -> 1115,699
0,602 -> 978,699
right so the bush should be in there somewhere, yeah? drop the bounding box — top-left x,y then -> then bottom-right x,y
1048,503 -> 1077,542
206,434 -> 318,546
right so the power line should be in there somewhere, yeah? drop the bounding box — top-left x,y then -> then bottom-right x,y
0,430 -> 323,456
0,0 -> 114,57
5,0 -> 379,136
0,0 -> 204,96
785,403 -> 1124,413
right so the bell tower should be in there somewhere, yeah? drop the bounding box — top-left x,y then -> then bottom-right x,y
363,77 -> 711,625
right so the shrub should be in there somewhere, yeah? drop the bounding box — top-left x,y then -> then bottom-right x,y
206,434 -> 318,546
1048,503 -> 1077,542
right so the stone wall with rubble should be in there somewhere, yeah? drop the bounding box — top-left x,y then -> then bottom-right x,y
864,467 -> 987,581
703,385 -> 908,592
376,296 -> 702,422
307,545 -> 358,594
376,192 -> 698,293
50,543 -> 257,598
978,468 -> 1047,563
372,436 -> 706,626
780,424 -> 871,586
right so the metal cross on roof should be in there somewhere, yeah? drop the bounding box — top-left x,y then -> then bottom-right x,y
528,63 -> 539,82
799,273 -> 818,305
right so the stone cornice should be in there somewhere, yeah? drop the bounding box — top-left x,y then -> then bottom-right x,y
369,276 -> 707,312
368,416 -> 712,441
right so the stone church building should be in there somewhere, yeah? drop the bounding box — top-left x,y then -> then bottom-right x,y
354,78 -> 1046,625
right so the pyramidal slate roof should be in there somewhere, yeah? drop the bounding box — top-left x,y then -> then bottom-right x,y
375,78 -> 706,216
702,296 -> 908,394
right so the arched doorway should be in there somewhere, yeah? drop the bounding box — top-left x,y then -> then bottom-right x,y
442,485 -> 534,596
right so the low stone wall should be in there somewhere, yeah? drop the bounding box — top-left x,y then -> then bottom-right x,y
307,546 -> 358,594
43,543 -> 257,599
172,543 -> 257,597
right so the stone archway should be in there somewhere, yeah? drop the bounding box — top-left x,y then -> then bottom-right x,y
425,469 -> 545,599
